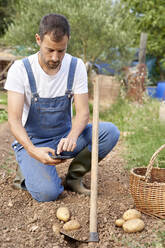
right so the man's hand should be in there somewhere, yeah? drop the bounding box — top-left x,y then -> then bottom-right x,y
57,136 -> 77,155
57,93 -> 89,155
28,146 -> 65,165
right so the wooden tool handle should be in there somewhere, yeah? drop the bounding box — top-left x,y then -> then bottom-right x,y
89,75 -> 100,242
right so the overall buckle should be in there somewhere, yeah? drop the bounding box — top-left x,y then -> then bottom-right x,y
32,93 -> 39,102
65,89 -> 73,98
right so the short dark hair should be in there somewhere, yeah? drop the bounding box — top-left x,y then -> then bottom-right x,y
39,13 -> 70,42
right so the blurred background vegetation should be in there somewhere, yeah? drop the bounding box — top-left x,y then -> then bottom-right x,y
0,0 -> 165,83
0,0 -> 136,70
121,0 -> 165,84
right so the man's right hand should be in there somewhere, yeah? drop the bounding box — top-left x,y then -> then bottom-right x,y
28,146 -> 65,165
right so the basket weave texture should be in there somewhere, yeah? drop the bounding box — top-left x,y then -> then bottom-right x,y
130,144 -> 165,219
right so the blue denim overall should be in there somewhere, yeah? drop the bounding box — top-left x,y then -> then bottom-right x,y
13,56 -> 120,202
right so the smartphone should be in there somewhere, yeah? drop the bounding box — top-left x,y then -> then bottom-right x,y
50,154 -> 71,160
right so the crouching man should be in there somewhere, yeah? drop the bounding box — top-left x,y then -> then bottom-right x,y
5,13 -> 120,202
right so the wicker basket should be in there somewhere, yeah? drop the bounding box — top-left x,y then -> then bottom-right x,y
130,144 -> 165,219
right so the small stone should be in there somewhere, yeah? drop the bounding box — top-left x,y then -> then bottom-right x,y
29,213 -> 38,223
5,237 -> 11,242
8,200 -> 13,207
3,228 -> 9,233
33,213 -> 38,220
50,209 -> 54,214
52,223 -> 60,236
103,217 -> 107,223
30,225 -> 38,232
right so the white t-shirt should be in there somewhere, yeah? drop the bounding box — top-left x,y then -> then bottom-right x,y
5,52 -> 88,126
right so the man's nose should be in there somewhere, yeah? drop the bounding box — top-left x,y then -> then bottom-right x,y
52,51 -> 59,61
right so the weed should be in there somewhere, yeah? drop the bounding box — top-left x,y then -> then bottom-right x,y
0,110 -> 8,123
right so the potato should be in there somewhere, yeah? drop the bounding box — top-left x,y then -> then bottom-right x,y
123,209 -> 141,221
63,220 -> 81,231
123,218 -> 145,233
56,207 -> 70,222
115,218 -> 125,227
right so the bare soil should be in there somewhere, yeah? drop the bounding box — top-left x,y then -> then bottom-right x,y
0,122 -> 164,248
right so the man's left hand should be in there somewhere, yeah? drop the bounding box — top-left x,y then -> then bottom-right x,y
57,137 -> 77,154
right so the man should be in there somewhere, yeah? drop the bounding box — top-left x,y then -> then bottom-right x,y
5,13 -> 120,202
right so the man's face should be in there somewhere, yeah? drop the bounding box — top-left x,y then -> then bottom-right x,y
36,33 -> 69,72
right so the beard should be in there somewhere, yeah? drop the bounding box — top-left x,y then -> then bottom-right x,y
46,60 -> 61,69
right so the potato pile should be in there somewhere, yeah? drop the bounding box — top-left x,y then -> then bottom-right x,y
54,206 -> 81,232
115,209 -> 145,233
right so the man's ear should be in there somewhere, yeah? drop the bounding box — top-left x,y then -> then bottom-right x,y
35,34 -> 41,46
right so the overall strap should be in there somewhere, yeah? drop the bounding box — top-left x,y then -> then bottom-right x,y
65,57 -> 78,98
22,58 -> 38,97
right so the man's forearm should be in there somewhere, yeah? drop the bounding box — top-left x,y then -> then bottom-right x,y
68,112 -> 89,140
8,118 -> 35,153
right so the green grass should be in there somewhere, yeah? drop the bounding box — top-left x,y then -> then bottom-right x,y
99,96 -> 165,170
0,91 -> 7,105
0,91 -> 8,123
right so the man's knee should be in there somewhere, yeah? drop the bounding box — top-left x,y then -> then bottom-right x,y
27,182 -> 64,202
100,121 -> 120,140
107,122 -> 120,143
98,122 -> 120,158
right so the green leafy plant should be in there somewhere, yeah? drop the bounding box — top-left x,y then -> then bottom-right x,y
0,0 -> 20,37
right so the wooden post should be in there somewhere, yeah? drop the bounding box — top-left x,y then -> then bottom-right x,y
139,32 -> 148,64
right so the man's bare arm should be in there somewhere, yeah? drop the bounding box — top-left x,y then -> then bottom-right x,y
8,90 -> 62,164
57,93 -> 89,154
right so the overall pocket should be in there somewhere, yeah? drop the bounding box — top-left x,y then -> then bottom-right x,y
38,98 -> 70,129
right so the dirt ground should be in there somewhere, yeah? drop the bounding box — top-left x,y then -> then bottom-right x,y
0,122 -> 165,248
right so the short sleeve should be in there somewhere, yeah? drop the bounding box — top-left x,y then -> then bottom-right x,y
73,58 -> 88,94
4,60 -> 25,94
